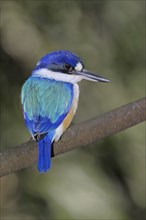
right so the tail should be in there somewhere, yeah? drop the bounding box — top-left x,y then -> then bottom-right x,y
38,131 -> 54,172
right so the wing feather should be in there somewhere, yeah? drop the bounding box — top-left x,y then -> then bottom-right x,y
21,76 -> 73,136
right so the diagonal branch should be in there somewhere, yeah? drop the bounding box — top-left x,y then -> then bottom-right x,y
0,97 -> 146,177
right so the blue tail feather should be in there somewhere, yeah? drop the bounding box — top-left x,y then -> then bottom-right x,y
38,131 -> 54,172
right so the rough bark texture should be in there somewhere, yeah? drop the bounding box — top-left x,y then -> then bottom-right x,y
0,97 -> 145,177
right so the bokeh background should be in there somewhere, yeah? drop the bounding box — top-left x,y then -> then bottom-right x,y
0,1 -> 145,219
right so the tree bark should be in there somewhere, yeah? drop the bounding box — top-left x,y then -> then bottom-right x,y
0,97 -> 145,177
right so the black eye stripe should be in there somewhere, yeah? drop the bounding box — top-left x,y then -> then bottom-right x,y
64,64 -> 71,69
47,63 -> 74,74
64,64 -> 74,73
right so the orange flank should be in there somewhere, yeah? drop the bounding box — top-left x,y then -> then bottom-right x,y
62,93 -> 78,132
62,106 -> 75,131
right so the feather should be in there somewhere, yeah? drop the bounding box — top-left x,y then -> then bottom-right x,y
21,76 -> 74,172
21,76 -> 73,136
38,131 -> 54,172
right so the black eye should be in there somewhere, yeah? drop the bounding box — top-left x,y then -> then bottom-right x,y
64,64 -> 73,73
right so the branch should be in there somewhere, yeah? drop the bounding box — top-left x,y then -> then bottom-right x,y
0,97 -> 146,177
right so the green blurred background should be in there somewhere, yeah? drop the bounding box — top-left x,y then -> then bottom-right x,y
0,1 -> 145,219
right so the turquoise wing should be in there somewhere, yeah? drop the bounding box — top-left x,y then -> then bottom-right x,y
21,76 -> 73,137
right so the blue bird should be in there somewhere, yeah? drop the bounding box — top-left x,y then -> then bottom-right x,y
21,50 -> 110,172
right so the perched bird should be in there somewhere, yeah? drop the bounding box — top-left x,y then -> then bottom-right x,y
21,50 -> 109,172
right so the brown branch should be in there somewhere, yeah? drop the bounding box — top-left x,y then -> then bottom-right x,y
0,97 -> 146,177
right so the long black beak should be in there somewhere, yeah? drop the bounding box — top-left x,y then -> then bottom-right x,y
73,69 -> 110,83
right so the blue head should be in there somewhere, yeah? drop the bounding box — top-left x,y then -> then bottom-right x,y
33,50 -> 110,83
34,50 -> 83,71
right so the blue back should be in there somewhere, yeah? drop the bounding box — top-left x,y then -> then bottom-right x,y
21,76 -> 73,136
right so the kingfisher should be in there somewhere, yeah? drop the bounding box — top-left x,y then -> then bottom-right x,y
21,50 -> 110,172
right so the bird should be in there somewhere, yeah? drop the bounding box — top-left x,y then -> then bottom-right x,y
21,50 -> 110,173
